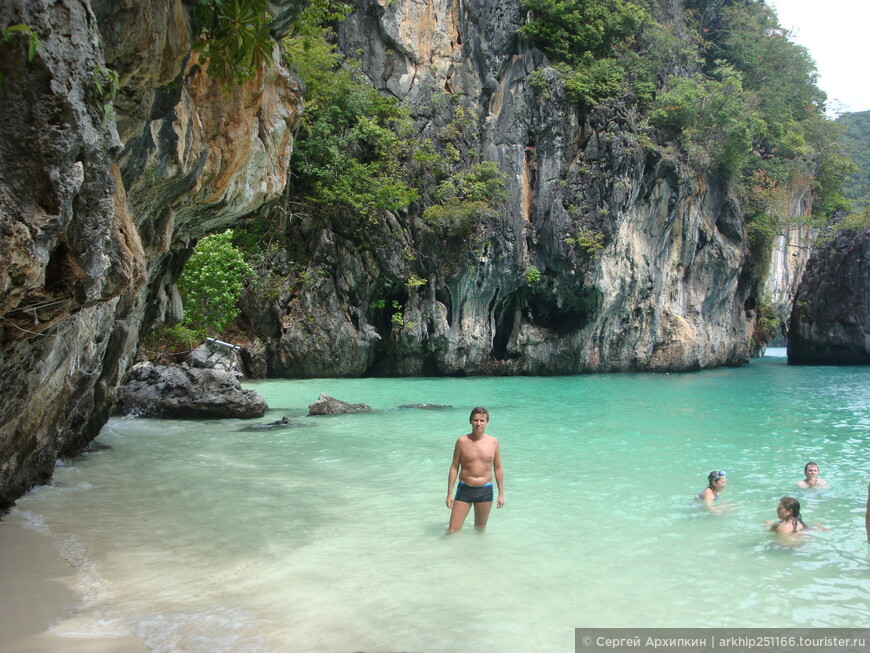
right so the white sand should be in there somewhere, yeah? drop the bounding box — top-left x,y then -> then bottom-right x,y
0,513 -> 148,653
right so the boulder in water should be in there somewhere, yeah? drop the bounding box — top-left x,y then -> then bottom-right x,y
307,394 -> 372,416
114,362 -> 268,419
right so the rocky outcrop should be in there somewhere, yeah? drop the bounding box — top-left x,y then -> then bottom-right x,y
115,362 -> 268,418
0,0 -> 302,510
307,394 -> 372,416
242,0 -> 757,376
788,228 -> 870,365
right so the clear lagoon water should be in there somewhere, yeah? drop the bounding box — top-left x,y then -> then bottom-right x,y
11,349 -> 870,652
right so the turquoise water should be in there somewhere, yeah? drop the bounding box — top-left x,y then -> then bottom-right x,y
12,351 -> 870,652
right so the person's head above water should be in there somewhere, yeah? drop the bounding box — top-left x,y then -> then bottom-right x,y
777,496 -> 802,521
707,470 -> 727,489
797,461 -> 827,488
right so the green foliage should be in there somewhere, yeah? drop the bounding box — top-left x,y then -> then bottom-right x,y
1,23 -> 41,86
836,207 -> 870,235
405,274 -> 428,288
140,324 -> 204,358
838,110 -> 870,213
650,64 -> 759,176
177,230 -> 252,335
520,0 -> 648,63
3,23 -> 40,61
559,57 -> 627,109
422,200 -> 494,239
565,226 -> 605,257
192,0 -> 275,86
740,168 -> 793,245
422,162 -> 508,238
525,266 -> 541,284
520,0 -> 651,107
434,161 -> 508,203
519,0 -> 848,220
290,0 -> 353,39
751,295 -> 778,349
686,1 -> 851,216
93,65 -> 120,122
801,115 -> 855,219
377,299 -> 404,327
284,28 -> 418,221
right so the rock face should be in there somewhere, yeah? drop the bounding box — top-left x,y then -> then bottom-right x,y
115,362 -> 268,418
242,0 -> 773,377
788,229 -> 870,365
0,0 -> 302,509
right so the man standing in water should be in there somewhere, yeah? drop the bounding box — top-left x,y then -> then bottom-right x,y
446,407 -> 504,533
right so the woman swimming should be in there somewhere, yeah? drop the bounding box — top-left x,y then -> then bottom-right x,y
697,470 -> 727,513
769,496 -> 808,534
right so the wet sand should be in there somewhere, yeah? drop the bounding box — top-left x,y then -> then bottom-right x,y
0,513 -> 148,653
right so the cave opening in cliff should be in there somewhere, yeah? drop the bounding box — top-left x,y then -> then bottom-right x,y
491,294 -> 520,360
525,286 -> 601,336
43,242 -> 86,297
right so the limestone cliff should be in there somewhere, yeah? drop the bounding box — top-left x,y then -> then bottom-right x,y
0,0 -> 302,509
788,227 -> 870,365
241,0 -> 810,377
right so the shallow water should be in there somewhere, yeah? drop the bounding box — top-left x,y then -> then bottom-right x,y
13,351 -> 870,652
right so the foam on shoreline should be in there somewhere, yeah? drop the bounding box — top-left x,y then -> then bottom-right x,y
0,511 -> 148,653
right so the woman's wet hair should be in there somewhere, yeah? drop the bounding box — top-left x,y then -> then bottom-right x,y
779,496 -> 806,525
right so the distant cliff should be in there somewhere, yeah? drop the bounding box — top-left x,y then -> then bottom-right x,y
788,226 -> 870,365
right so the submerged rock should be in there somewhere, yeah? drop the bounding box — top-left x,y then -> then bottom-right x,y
240,415 -> 313,431
307,394 -> 372,416
115,362 -> 268,419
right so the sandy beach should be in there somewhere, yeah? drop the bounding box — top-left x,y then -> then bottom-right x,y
0,512 -> 148,653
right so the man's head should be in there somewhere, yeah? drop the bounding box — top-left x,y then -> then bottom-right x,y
469,406 -> 489,422
804,462 -> 819,478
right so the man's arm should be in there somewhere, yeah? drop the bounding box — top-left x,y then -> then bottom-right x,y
446,440 -> 461,509
493,439 -> 504,508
